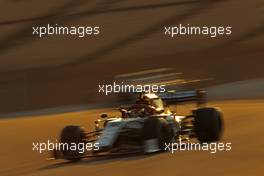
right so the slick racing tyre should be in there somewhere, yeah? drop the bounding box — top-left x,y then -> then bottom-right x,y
143,118 -> 173,153
60,125 -> 86,161
194,108 -> 223,143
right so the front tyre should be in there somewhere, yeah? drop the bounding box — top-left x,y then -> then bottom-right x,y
194,108 -> 223,143
60,125 -> 87,161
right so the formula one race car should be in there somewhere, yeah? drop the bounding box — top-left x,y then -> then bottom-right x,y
52,90 -> 223,161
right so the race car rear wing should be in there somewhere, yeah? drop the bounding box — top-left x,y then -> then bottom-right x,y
158,90 -> 206,105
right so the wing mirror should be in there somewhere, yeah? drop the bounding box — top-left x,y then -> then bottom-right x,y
100,113 -> 108,118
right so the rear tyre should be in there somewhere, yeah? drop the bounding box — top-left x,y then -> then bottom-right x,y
194,108 -> 223,143
60,125 -> 86,161
143,118 -> 173,153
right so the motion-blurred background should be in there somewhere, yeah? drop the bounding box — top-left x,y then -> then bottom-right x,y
0,0 -> 263,113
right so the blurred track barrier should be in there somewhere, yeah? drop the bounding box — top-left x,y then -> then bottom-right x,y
207,79 -> 264,100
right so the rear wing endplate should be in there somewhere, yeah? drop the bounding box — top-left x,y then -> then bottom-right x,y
158,90 -> 206,105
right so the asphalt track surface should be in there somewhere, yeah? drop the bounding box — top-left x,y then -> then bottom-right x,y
0,100 -> 264,176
